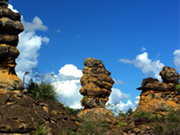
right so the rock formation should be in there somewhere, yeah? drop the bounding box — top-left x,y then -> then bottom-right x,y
136,66 -> 180,113
0,0 -> 24,90
0,1 -> 80,134
78,58 -> 114,116
0,89 -> 79,134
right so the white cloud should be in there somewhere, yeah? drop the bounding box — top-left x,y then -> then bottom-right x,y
108,88 -> 130,104
174,49 -> 180,70
114,79 -> 124,85
59,64 -> 83,78
106,88 -> 139,113
10,4 -> 50,81
22,16 -> 48,32
119,52 -> 164,80
8,4 -> 18,13
50,64 -> 83,109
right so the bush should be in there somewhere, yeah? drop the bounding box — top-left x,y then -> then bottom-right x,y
32,125 -> 48,135
27,79 -> 58,102
118,108 -> 133,117
65,106 -> 82,115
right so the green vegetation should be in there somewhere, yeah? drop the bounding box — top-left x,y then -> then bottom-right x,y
134,110 -> 155,120
27,79 -> 58,102
106,103 -> 134,117
117,122 -> 125,127
32,125 -> 49,135
65,106 -> 82,115
118,108 -> 133,117
174,83 -> 180,94
60,114 -> 110,135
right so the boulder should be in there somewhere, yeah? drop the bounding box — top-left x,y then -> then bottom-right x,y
160,66 -> 180,84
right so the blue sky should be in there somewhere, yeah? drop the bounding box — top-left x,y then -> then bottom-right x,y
9,0 -> 179,111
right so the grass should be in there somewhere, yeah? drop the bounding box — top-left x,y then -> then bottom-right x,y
32,125 -> 48,135
27,79 -> 58,102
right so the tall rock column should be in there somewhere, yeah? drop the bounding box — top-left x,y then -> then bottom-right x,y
78,58 -> 114,116
0,0 -> 24,90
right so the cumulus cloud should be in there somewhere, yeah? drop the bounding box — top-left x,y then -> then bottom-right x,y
174,49 -> 180,70
22,16 -> 48,32
119,52 -> 164,80
8,4 -> 18,13
8,4 -> 50,81
59,64 -> 83,78
106,88 -> 139,113
50,64 -> 83,109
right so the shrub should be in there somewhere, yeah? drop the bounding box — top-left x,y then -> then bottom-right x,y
32,125 -> 48,135
27,79 -> 58,102
65,106 -> 82,115
134,110 -> 156,122
117,122 -> 125,127
174,83 -> 180,94
76,115 -> 110,135
118,108 -> 133,117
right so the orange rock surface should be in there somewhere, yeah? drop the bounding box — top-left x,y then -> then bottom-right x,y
135,66 -> 180,113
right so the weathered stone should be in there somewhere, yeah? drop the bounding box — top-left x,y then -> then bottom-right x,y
160,66 -> 180,84
0,0 -> 24,90
79,58 -> 114,110
135,66 -> 180,113
0,89 -> 79,134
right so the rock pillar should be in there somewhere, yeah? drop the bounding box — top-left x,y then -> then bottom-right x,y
78,58 -> 114,116
0,0 -> 24,90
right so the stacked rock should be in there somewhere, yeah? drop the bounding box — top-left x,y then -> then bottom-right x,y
79,58 -> 114,109
0,0 -> 24,90
160,66 -> 180,84
135,66 -> 180,114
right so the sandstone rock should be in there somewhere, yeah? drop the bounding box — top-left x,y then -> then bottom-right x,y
136,66 -> 180,113
137,77 -> 174,91
79,58 -> 114,109
160,66 -> 180,84
0,89 -> 79,134
0,0 -> 24,90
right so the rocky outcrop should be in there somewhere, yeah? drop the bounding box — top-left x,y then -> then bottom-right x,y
79,58 -> 114,109
0,0 -> 24,90
160,66 -> 180,84
0,1 -> 80,134
136,66 -> 180,113
80,58 -> 114,109
0,89 -> 79,135
78,58 -> 114,119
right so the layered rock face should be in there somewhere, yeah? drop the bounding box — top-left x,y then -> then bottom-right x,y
0,0 -> 24,90
136,66 -> 180,113
79,58 -> 114,116
0,89 -> 79,134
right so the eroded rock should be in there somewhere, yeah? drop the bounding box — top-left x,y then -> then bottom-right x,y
136,66 -> 180,113
79,58 -> 114,109
0,89 -> 79,134
0,0 -> 24,90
